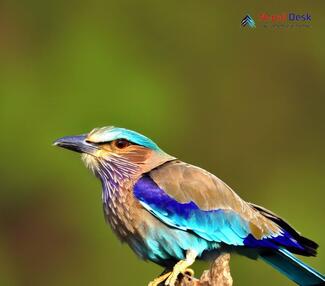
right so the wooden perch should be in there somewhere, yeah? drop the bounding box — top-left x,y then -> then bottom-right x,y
175,254 -> 233,286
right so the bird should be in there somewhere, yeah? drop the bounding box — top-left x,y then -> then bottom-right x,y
54,126 -> 325,286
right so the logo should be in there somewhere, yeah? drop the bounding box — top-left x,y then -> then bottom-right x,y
241,12 -> 312,29
241,15 -> 256,28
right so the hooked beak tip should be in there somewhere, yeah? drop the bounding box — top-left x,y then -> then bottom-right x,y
53,134 -> 90,153
53,140 -> 60,146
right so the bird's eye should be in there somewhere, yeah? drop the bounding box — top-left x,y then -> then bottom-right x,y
114,139 -> 130,149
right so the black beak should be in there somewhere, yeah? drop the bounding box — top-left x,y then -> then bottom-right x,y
53,134 -> 97,154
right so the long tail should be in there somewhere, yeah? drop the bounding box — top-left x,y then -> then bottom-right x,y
259,248 -> 325,286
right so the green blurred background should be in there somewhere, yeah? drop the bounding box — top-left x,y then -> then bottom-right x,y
1,1 -> 324,285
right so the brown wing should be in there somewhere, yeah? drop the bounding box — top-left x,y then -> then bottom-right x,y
149,160 -> 280,239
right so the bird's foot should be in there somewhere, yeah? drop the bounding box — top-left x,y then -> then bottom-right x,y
164,250 -> 197,286
148,271 -> 171,286
148,268 -> 194,286
164,262 -> 189,286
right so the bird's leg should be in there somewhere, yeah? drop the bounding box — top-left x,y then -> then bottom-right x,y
148,269 -> 172,286
165,250 -> 197,286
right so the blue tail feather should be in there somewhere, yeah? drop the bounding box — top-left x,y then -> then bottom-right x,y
260,248 -> 325,286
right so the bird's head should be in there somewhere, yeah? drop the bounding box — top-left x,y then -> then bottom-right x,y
54,126 -> 174,186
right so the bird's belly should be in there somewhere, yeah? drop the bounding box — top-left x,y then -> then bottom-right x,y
127,209 -> 219,266
102,189 -> 218,266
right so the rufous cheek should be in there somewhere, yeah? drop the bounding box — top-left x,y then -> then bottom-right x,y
124,147 -> 152,164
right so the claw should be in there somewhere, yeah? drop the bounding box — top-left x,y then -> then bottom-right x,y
165,262 -> 182,286
164,250 -> 197,286
184,268 -> 195,277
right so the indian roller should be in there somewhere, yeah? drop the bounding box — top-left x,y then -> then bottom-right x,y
54,126 -> 325,286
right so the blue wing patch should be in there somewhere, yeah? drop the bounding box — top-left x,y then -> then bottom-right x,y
134,175 -> 305,251
134,175 -> 250,246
